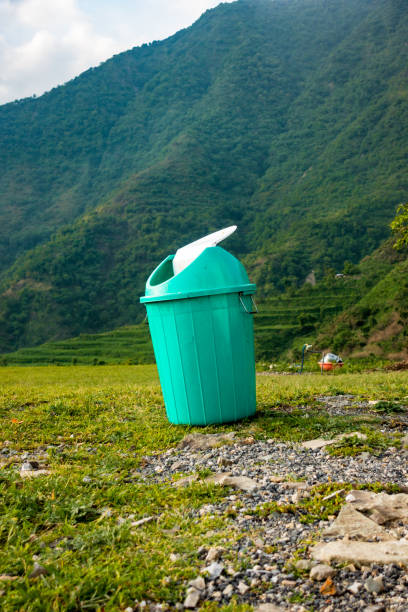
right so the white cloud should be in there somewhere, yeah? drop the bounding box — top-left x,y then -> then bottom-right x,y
0,0 -> 235,105
0,0 -> 118,103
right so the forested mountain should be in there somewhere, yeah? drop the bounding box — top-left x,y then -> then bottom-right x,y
1,0 -> 407,352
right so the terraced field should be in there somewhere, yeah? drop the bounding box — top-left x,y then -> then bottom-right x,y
1,282 -> 363,365
254,283 -> 363,360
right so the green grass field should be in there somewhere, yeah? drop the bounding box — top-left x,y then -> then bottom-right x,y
1,366 -> 408,611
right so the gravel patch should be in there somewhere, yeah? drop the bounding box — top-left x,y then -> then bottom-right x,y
5,395 -> 408,610
134,395 -> 408,610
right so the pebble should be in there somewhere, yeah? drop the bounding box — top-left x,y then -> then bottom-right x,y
205,547 -> 223,562
365,575 -> 385,594
295,559 -> 313,571
310,564 -> 335,581
188,577 -> 205,591
222,584 -> 233,597
184,587 -> 200,608
201,562 -> 224,579
237,581 -> 249,594
21,461 -> 39,471
348,581 -> 362,595
28,563 -> 48,579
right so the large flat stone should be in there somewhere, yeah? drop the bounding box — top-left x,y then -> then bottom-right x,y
178,433 -> 236,450
346,489 -> 408,525
206,473 -> 258,492
173,472 -> 258,492
301,431 -> 367,450
301,438 -> 334,450
20,469 -> 51,478
312,539 -> 408,565
324,504 -> 395,541
254,605 -> 286,612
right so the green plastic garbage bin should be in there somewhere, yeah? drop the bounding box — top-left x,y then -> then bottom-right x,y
140,246 -> 256,425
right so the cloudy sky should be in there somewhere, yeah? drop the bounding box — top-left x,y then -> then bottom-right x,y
0,0 -> 235,105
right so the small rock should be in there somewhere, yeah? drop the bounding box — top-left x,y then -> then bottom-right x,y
28,563 -> 48,579
240,436 -> 255,445
296,559 -> 312,572
201,562 -> 224,579
254,605 -> 286,612
217,457 -> 232,467
281,579 -> 296,587
82,476 -> 92,483
347,581 -> 362,595
184,587 -> 200,608
310,564 -> 335,581
124,608 -> 134,612
205,547 -> 223,562
223,584 -> 234,597
365,575 -> 384,594
170,553 -> 180,563
188,577 -> 205,591
21,460 -> 39,471
237,580 -> 249,594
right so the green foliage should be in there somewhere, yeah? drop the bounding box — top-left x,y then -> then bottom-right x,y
326,431 -> 399,457
391,203 -> 408,250
371,400 -> 405,414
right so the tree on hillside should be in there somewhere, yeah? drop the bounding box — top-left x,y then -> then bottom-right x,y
391,203 -> 408,250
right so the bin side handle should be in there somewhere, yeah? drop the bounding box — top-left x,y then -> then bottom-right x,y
239,292 -> 258,314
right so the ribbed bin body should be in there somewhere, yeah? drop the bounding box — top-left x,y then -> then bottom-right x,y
141,247 -> 256,425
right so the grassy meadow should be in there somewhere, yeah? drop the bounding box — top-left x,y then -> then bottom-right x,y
1,365 -> 408,611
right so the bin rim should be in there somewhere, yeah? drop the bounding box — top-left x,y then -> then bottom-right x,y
140,283 -> 256,304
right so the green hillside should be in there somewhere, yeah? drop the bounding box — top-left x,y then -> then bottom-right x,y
1,281 -> 363,365
0,324 -> 154,366
317,242 -> 408,359
1,0 -> 408,353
